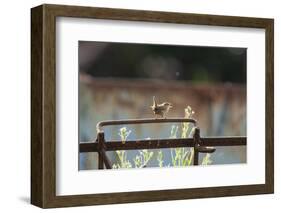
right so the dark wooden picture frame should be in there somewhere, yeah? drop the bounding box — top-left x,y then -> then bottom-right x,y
31,4 -> 274,208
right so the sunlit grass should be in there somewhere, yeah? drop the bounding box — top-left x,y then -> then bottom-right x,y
112,106 -> 212,169
113,127 -> 132,169
170,106 -> 195,167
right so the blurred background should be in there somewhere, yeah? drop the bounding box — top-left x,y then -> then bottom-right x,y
79,41 -> 246,170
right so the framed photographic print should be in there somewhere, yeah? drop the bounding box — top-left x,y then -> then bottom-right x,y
31,4 -> 274,208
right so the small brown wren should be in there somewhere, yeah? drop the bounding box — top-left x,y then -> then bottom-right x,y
150,96 -> 172,118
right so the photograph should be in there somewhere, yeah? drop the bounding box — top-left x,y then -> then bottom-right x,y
78,41 -> 247,170
30,4 -> 273,208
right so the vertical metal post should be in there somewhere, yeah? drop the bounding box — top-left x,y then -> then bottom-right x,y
97,132 -> 105,169
193,127 -> 200,166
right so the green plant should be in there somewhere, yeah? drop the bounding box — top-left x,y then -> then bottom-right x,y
170,125 -> 179,139
201,153 -> 212,165
113,127 -> 132,169
157,150 -> 164,168
112,150 -> 132,169
133,150 -> 154,168
118,127 -> 131,144
112,106 -> 212,169
113,128 -> 154,169
181,106 -> 195,138
170,106 -> 195,167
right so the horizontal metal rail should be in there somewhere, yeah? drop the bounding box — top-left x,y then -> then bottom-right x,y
96,118 -> 197,133
81,118 -> 247,169
80,137 -> 246,152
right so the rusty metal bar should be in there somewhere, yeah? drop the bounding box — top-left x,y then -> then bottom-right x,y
91,118 -> 246,169
193,150 -> 199,165
192,128 -> 215,166
199,137 -> 247,146
101,149 -> 112,169
193,128 -> 199,165
98,152 -> 103,169
80,137 -> 246,152
96,118 -> 197,133
97,132 -> 105,169
97,132 -> 113,169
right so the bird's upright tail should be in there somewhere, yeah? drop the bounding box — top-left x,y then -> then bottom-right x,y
152,96 -> 157,107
